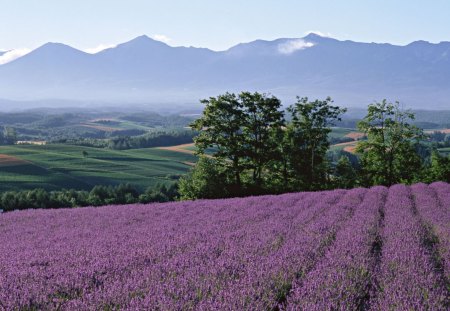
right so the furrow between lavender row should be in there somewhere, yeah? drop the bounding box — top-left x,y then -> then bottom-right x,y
427,182 -> 450,282
125,190 -> 350,310
284,186 -> 387,311
369,184 -> 448,310
0,191 -> 335,309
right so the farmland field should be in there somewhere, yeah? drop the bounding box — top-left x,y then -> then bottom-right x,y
0,144 -> 196,192
439,147 -> 450,156
0,183 -> 448,309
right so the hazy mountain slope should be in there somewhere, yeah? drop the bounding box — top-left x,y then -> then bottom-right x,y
0,34 -> 449,109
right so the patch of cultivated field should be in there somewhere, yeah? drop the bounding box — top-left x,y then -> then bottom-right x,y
0,183 -> 448,310
425,128 -> 450,134
79,123 -> 123,132
0,145 -> 195,192
330,141 -> 358,153
0,154 -> 29,167
344,131 -> 365,140
157,143 -> 196,155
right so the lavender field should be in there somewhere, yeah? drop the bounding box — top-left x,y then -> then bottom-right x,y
0,183 -> 449,310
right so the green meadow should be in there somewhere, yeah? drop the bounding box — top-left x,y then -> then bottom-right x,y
0,144 -> 196,192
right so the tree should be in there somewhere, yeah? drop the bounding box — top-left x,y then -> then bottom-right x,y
192,93 -> 246,188
191,92 -> 284,193
139,183 -> 178,203
334,155 -> 357,189
178,156 -> 229,200
3,127 -> 17,145
82,150 -> 89,158
285,97 -> 346,190
356,100 -> 423,186
426,151 -> 450,183
240,92 -> 284,187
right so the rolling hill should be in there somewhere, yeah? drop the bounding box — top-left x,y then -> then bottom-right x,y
0,144 -> 195,192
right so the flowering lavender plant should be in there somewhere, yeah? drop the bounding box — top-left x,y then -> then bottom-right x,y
0,184 -> 448,310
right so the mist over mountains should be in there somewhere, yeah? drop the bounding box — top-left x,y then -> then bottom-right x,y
1,33 -> 449,110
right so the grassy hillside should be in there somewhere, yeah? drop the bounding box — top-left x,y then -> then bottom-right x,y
0,144 -> 196,192
0,128 -> 361,193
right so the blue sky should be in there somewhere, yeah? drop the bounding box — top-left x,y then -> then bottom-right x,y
1,0 -> 450,52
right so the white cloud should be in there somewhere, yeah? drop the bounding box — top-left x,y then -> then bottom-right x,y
0,48 -> 32,65
152,34 -> 172,44
305,30 -> 332,38
278,39 -> 314,55
84,44 -> 117,54
0,49 -> 31,65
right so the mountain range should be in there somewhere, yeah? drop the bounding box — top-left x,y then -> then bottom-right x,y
0,34 -> 449,110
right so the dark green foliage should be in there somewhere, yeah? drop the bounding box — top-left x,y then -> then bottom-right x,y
428,131 -> 446,142
0,183 -> 179,212
0,126 -> 17,145
334,155 -> 357,189
284,97 -> 347,190
180,93 -> 450,200
178,157 -> 229,200
192,92 -> 247,188
108,130 -> 195,150
356,100 -> 424,186
139,183 -> 178,203
189,92 -> 287,197
424,151 -> 450,183
180,93 -> 346,199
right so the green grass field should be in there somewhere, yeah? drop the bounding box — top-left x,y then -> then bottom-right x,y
0,144 -> 197,192
329,127 -> 355,139
438,147 -> 450,155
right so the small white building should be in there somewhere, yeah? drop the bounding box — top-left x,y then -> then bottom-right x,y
16,141 -> 47,146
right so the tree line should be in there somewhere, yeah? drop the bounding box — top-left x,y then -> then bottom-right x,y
107,130 -> 196,150
0,183 -> 178,213
0,127 -> 17,145
179,92 -> 450,200
54,130 -> 196,150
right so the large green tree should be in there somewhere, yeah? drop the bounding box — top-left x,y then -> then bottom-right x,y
356,100 -> 423,186
425,151 -> 450,183
285,97 -> 346,190
191,92 -> 246,188
240,92 -> 284,187
178,156 -> 228,200
334,155 -> 357,189
190,92 -> 284,193
183,93 -> 348,199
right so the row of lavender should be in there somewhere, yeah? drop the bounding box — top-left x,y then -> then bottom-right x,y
0,183 -> 448,310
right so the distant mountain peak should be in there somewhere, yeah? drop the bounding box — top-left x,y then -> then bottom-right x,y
303,32 -> 325,39
126,35 -> 166,45
40,42 -> 76,49
130,34 -> 152,42
1,35 -> 450,109
32,42 -> 86,56
111,35 -> 170,52
407,40 -> 431,46
302,32 -> 336,44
